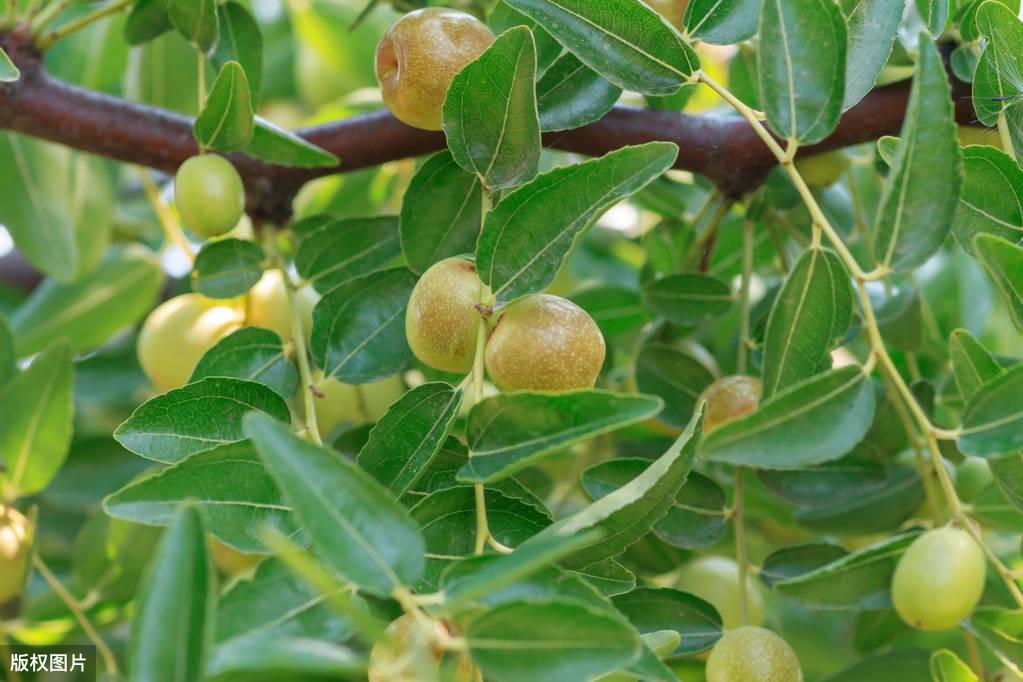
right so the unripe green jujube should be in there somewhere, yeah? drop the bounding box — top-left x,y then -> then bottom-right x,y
485,294 -> 606,392
677,556 -> 764,629
891,527 -> 986,631
375,8 -> 495,131
698,375 -> 762,432
175,154 -> 246,238
955,456 -> 993,503
0,506 -> 31,605
313,370 -> 407,435
794,150 -> 850,187
706,627 -> 803,682
406,258 -> 484,374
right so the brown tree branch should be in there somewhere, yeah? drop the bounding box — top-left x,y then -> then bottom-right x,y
0,27 -> 980,223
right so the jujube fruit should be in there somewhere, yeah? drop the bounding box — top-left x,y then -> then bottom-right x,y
677,556 -> 764,629
0,506 -> 31,604
313,370 -> 407,435
698,375 -> 762,432
794,150 -> 850,187
642,0 -> 688,29
246,270 -> 318,345
175,154 -> 246,238
137,293 -> 245,392
955,456 -> 993,502
891,526 -> 985,631
485,294 -> 606,392
706,626 -> 803,682
375,8 -> 494,131
406,258 -> 484,374
368,614 -> 474,682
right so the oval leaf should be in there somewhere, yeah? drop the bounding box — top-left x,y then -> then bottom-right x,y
952,145 -> 1023,256
840,0 -> 903,109
190,327 -> 298,399
537,52 -> 622,132
296,216 -> 400,294
974,233 -> 1023,330
641,273 -> 733,326
960,363 -> 1023,457
192,238 -> 264,299
194,62 -> 254,151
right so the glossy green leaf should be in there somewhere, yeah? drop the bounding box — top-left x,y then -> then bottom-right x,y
443,26 -> 541,189
212,1 -> 262,98
930,650 -> 979,681
114,377 -> 292,463
950,328 -> 1004,401
400,152 -> 483,275
0,342 -> 73,498
952,146 -> 1023,255
0,47 -> 19,82
191,327 -> 298,398
489,2 -> 564,75
989,453 -> 1023,514
296,216 -> 400,294
192,238 -> 264,298
974,234 -> 1023,330
504,0 -> 698,96
129,506 -> 214,682
477,142 -> 678,302
357,382 -> 463,495
125,0 -> 173,44
245,413 -> 425,597
105,441 -> 297,553
702,366 -> 876,468
762,247 -> 853,399
684,0 -> 759,45
465,600 -> 642,682
874,37 -> 961,270
243,117 -> 338,169
917,0 -> 949,35
10,245 -> 162,357
969,607 -> 1023,664
641,273 -> 732,325
960,364 -> 1023,457
206,638 -> 365,680
758,0 -> 846,143
537,52 -> 622,132
973,1 -> 1023,127
612,587 -> 723,656
310,267 -> 416,384
840,0 -> 903,109
194,62 -> 254,151
458,390 -> 663,483
168,0 -> 218,53
634,339 -> 716,428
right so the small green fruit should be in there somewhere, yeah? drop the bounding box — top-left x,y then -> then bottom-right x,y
406,258 -> 485,374
891,527 -> 985,631
175,154 -> 246,238
485,294 -> 606,392
706,627 -> 803,682
794,151 -> 850,187
677,556 -> 764,629
955,456 -> 993,502
698,375 -> 762,432
375,8 -> 495,131
0,506 -> 31,605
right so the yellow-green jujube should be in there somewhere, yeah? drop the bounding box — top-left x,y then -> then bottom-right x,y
698,375 -> 762,432
891,527 -> 986,631
706,627 -> 803,682
794,150 -> 850,187
677,556 -> 764,629
314,370 -> 407,434
0,506 -> 31,604
246,270 -> 318,345
485,294 -> 606,392
955,457 -> 993,502
642,0 -> 688,29
137,293 -> 245,392
175,155 -> 246,238
368,614 -> 475,682
406,258 -> 485,374
375,8 -> 495,130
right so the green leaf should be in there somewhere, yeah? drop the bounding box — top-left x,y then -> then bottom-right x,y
191,327 -> 298,399
504,0 -> 698,96
245,413 -> 425,597
758,0 -> 846,143
574,559 -> 636,597
930,650 -> 979,682
477,142 -> 678,302
840,0 -> 903,109
489,2 -> 564,75
960,0 -> 1021,42
969,480 -> 1023,530
634,339 -> 716,428
529,405 -> 703,569
0,342 -> 73,498
875,287 -> 923,352
104,441 -> 297,554
702,366 -> 876,468
960,364 -> 1023,457
243,117 -> 338,169
0,317 -> 13,389
194,62 -> 254,151
537,52 -> 622,132
758,448 -> 888,507
357,382 -> 463,496
168,0 -> 218,53
572,285 -> 649,337
295,216 -> 400,294
917,0 -> 950,35
612,587 -> 723,656
125,0 -> 173,44
114,377 -> 292,464
950,329 -> 1004,401
206,638 -> 365,681
973,1 -> 1023,127
873,36 -> 961,270
952,146 -> 1023,256
793,465 -> 924,535
0,46 -> 19,82
310,267 -> 416,383
399,152 -> 483,275
763,531 -> 921,609
969,607 -> 1023,664
10,245 -> 162,357
974,233 -> 1023,330
129,506 -> 214,682
443,26 -> 541,190
73,513 -> 161,604
989,453 -> 1023,514
457,390 -> 664,483
641,273 -> 732,325
465,600 -> 642,682
762,247 -> 853,399
684,0 -> 759,45
822,651 -> 932,682
212,1 -> 263,98
192,238 -> 264,298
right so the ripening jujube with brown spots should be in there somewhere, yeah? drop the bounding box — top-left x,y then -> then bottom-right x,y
698,375 -> 762,432
405,257 -> 485,374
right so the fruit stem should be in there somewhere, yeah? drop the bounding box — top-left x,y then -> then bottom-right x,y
470,316 -> 490,553
28,0 -> 68,35
32,554 -> 119,677
733,466 -> 749,627
139,169 -> 196,263
34,0 -> 131,49
737,219 -> 754,375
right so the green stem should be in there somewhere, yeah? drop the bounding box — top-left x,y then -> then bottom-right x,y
684,198 -> 731,270
28,0 -> 68,33
737,220 -> 754,375
733,467 -> 749,626
35,0 -> 131,49
471,308 -> 490,556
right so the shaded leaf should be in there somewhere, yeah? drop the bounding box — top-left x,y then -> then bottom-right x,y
952,145 -> 1023,255
634,339 -> 716,428
125,0 -> 173,44
168,0 -> 218,53
974,233 -> 1023,330
950,328 -> 1004,401
243,117 -> 338,168
612,587 -> 723,656
840,0 -> 903,109
641,273 -> 732,326
537,52 -> 622,132
191,327 -> 298,399
212,1 -> 263,98
960,364 -> 1023,458
296,216 -> 400,294
192,238 -> 264,298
